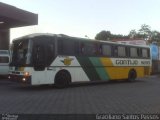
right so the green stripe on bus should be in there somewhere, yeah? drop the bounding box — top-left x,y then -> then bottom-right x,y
89,57 -> 109,80
76,57 -> 101,81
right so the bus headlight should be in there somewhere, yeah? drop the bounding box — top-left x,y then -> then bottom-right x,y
22,78 -> 26,82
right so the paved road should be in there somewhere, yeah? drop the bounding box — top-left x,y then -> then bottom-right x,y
0,76 -> 160,114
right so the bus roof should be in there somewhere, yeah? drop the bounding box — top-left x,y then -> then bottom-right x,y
12,33 -> 150,48
13,33 -> 57,41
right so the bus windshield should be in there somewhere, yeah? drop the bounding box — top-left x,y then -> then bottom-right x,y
10,39 -> 33,67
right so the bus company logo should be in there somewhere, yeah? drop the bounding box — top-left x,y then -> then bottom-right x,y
61,57 -> 74,66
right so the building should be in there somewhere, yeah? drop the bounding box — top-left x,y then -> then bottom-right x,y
0,2 -> 38,50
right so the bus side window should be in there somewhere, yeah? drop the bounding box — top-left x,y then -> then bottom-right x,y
113,46 -> 118,57
33,45 -> 45,71
34,45 -> 45,62
138,48 -> 142,58
80,42 -> 95,56
74,41 -> 79,55
130,47 -> 138,58
93,43 -> 99,55
99,44 -> 102,55
102,44 -> 111,56
46,40 -> 55,66
58,39 -> 63,54
58,38 -> 76,55
118,46 -> 126,57
126,47 -> 130,57
142,48 -> 148,58
80,43 -> 84,54
147,49 -> 150,58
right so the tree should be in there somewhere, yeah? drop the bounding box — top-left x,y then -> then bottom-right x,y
129,29 -> 137,39
95,24 -> 160,43
95,30 -> 111,40
95,30 -> 129,40
111,34 -> 129,39
138,24 -> 151,40
150,31 -> 160,43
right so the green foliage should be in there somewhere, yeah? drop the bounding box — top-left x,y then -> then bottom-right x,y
95,30 -> 111,40
95,30 -> 129,41
150,31 -> 160,42
128,29 -> 137,39
128,24 -> 160,43
138,24 -> 152,39
95,24 -> 160,43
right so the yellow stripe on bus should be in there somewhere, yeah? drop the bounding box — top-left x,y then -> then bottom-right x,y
105,67 -> 145,80
100,57 -> 147,80
100,58 -> 113,66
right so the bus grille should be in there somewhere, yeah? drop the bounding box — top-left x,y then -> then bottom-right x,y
12,71 -> 20,74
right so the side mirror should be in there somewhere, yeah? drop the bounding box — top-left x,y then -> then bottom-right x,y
33,45 -> 45,71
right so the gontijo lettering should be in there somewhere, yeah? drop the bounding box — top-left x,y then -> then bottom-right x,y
116,60 -> 138,65
141,61 -> 150,65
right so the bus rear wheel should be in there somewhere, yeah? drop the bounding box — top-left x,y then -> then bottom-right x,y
128,69 -> 137,82
54,70 -> 71,88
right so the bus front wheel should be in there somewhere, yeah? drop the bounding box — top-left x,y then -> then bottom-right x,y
128,69 -> 137,82
54,70 -> 71,88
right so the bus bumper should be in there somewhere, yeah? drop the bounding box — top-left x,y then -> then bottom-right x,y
8,74 -> 31,85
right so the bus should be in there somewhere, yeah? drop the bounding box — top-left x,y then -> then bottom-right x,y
9,33 -> 152,87
0,50 -> 10,77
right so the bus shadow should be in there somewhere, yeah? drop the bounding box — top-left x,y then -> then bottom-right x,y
13,84 -> 54,91
12,79 -> 145,91
68,79 -> 145,88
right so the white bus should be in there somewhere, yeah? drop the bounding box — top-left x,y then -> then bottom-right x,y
9,33 -> 152,87
0,50 -> 10,77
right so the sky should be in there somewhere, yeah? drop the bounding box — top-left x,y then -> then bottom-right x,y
1,0 -> 160,41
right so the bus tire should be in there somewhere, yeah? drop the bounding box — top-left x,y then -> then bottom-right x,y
54,70 -> 71,88
128,69 -> 137,82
